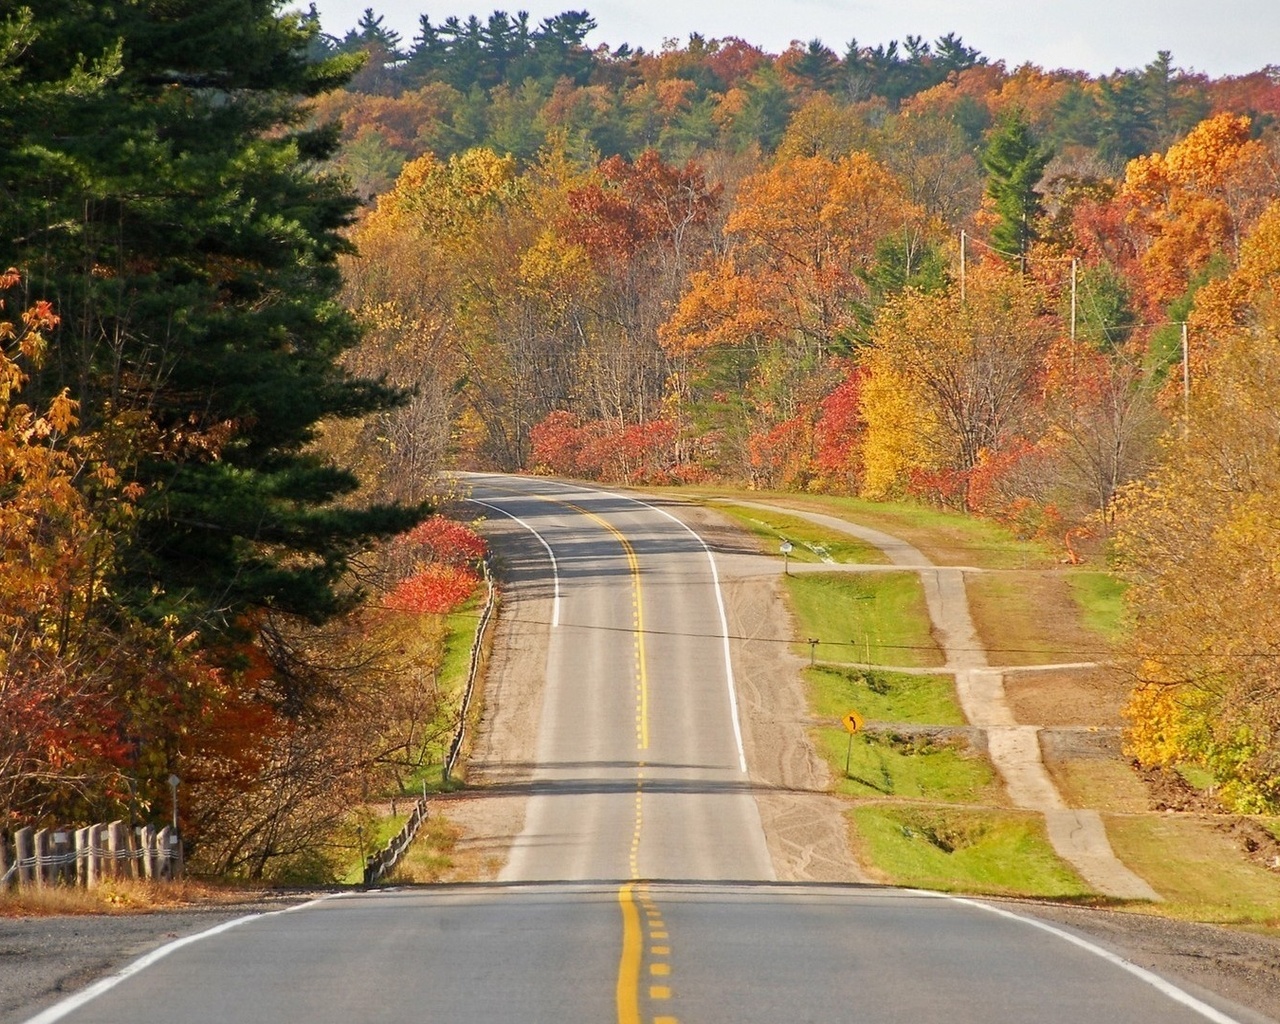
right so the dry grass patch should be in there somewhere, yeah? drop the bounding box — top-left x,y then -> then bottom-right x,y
0,879 -> 271,917
1043,757 -> 1152,813
967,569 -> 1110,667
1104,814 -> 1280,925
1004,667 -> 1129,727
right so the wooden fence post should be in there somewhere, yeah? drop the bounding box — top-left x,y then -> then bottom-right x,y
15,828 -> 35,887
86,824 -> 104,888
75,828 -> 90,886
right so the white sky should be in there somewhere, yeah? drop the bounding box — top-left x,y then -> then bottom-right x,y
301,0 -> 1279,77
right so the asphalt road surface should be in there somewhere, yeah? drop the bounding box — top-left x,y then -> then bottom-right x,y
24,475 -> 1275,1024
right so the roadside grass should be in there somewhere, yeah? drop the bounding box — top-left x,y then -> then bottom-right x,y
713,503 -> 887,564
0,879 -> 267,916
1043,758 -> 1152,814
341,587 -> 491,884
1067,570 -> 1128,642
806,665 -> 965,725
387,601 -> 483,796
819,729 -> 1000,803
784,571 -> 943,669
1103,814 -> 1280,925
387,814 -> 465,883
850,804 -> 1093,898
666,485 -> 1054,568
748,491 -> 1056,570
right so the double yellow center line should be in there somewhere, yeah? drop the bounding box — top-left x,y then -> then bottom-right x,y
566,504 -> 675,1024
480,488 -> 672,1022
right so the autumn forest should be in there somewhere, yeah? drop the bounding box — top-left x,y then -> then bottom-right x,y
3,1 -> 1280,880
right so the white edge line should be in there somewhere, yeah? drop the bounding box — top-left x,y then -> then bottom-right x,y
593,487 -> 748,776
467,497 -> 560,628
918,890 -> 1246,1024
20,895 -> 337,1024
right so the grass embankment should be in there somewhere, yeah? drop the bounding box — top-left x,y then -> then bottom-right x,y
712,497 -> 1093,898
705,489 -> 1280,920
783,572 -> 943,669
714,502 -> 887,564
339,594 -> 490,884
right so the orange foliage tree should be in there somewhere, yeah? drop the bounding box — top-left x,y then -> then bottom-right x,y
1120,113 -> 1272,306
0,272 -> 155,823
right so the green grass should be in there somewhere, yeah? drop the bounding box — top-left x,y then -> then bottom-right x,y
806,665 -> 965,725
1067,570 -> 1128,642
784,571 -> 943,668
658,484 -> 1055,569
821,729 -> 999,802
753,490 -> 1056,570
1104,814 -> 1280,924
852,804 -> 1094,898
714,503 -> 887,564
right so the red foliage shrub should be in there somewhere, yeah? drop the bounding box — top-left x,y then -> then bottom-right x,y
384,563 -> 481,614
528,411 -> 678,484
402,515 -> 487,564
812,364 -> 865,492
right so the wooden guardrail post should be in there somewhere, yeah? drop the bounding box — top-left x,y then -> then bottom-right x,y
75,827 -> 90,886
86,823 -> 104,887
51,829 -> 72,884
0,832 -> 9,889
14,828 -> 35,886
137,825 -> 155,880
34,828 -> 51,887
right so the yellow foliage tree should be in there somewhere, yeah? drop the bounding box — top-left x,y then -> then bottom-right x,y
860,265 -> 1053,505
1121,113 -> 1270,304
1115,313 -> 1280,812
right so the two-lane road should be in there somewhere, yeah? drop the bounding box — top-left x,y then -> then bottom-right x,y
23,475 -> 1274,1024
468,474 -> 772,884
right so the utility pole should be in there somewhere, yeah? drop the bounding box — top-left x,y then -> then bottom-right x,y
1070,258 -> 1077,343
1181,321 -> 1190,432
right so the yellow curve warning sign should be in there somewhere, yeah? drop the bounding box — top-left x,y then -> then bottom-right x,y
842,709 -> 865,734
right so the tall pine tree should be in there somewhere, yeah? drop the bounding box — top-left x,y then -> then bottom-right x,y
981,110 -> 1053,272
0,0 -> 424,635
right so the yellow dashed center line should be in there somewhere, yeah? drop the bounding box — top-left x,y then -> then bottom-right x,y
532,499 -> 668,1024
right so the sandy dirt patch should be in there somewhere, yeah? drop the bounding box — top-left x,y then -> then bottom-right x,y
1004,666 -> 1129,726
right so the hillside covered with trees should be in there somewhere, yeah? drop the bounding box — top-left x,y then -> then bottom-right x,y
324,7 -> 1280,814
2,0 -> 1279,884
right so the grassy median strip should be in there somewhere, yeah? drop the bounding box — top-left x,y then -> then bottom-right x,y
851,804 -> 1092,898
784,571 -> 943,669
823,729 -> 998,802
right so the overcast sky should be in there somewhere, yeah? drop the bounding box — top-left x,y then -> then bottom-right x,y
301,0 -> 1278,77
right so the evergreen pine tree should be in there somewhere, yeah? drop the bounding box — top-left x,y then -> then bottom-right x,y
981,110 -> 1053,271
0,0 -> 424,635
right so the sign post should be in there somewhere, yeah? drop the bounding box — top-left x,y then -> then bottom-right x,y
841,709 -> 864,778
780,539 -> 793,575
